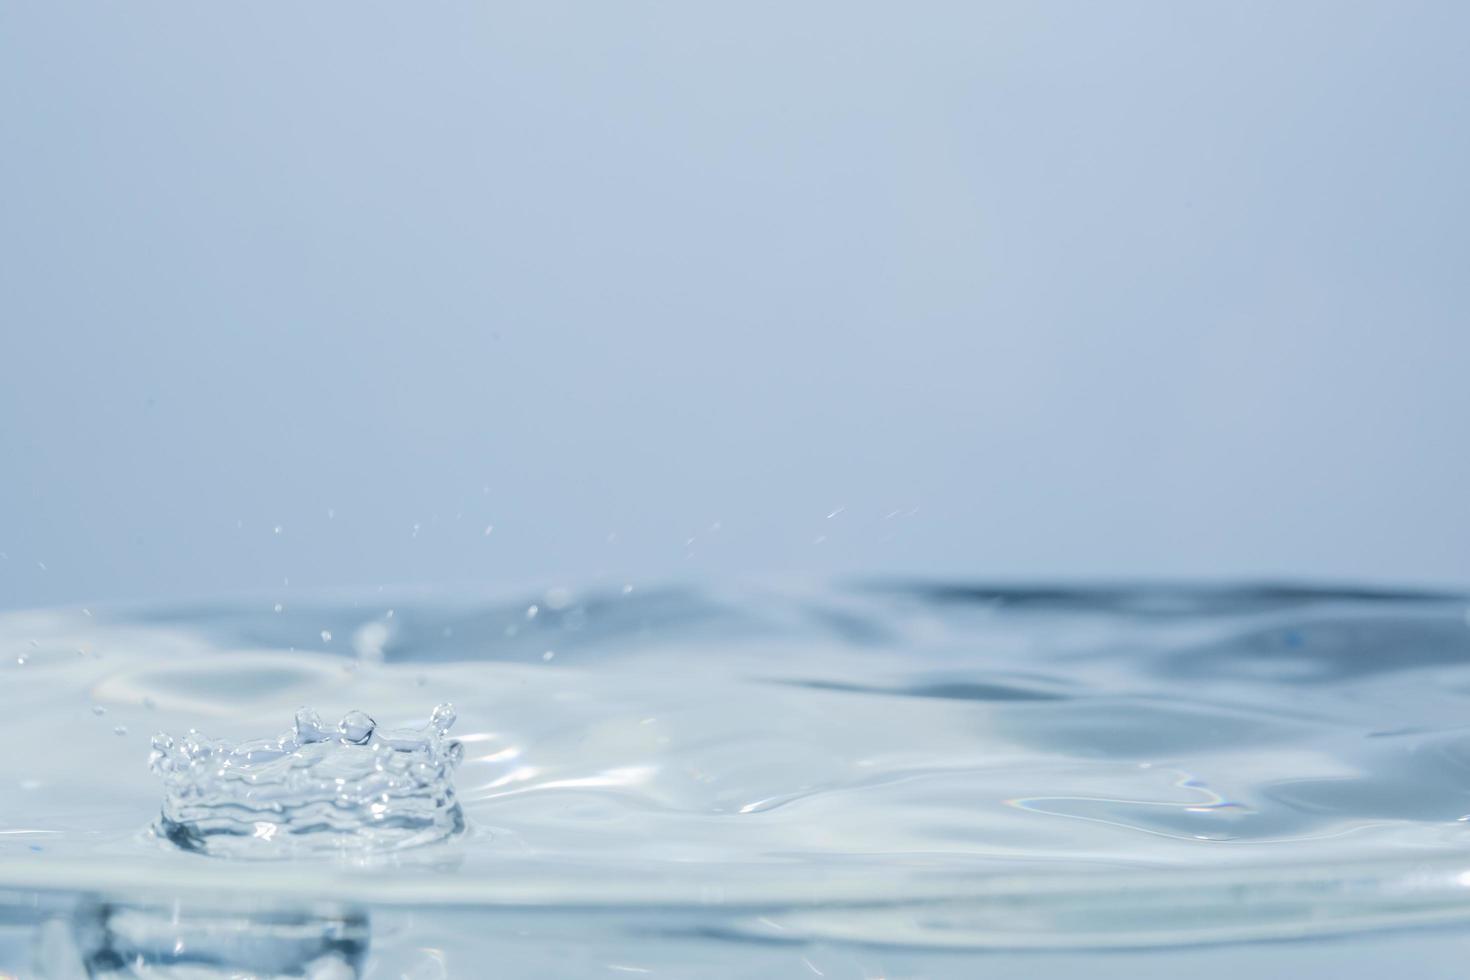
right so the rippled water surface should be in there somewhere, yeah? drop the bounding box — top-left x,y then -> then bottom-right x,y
7,581 -> 1470,977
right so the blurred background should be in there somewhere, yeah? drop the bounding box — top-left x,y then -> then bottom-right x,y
2,2 -> 1467,612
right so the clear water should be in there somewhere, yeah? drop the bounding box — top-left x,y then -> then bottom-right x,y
6,581 -> 1470,977
150,703 -> 464,858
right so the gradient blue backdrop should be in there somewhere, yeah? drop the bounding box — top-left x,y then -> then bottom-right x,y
3,2 -> 1468,610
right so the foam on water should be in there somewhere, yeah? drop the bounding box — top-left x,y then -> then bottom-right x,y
149,703 -> 464,857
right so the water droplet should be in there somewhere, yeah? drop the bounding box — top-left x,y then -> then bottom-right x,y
320,630 -> 332,643
483,525 -> 494,536
542,650 -> 556,662
294,708 -> 328,744
337,711 -> 376,744
622,584 -> 634,595
92,705 -> 106,716
274,603 -> 283,613
526,605 -> 539,620
114,725 -> 128,736
273,525 -> 283,535
429,703 -> 457,734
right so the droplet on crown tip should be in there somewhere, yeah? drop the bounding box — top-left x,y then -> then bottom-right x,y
294,707 -> 328,744
338,710 -> 376,744
430,702 -> 457,735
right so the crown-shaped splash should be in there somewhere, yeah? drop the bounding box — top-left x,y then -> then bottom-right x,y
149,704 -> 464,857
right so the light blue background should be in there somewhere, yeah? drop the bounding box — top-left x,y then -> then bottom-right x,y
2,3 -> 1468,610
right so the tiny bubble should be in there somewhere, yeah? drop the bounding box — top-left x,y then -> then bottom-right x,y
114,725 -> 127,736
526,605 -> 539,619
81,608 -> 92,618
16,656 -> 25,666
622,584 -> 634,594
273,525 -> 283,535
92,705 -> 106,716
542,650 -> 555,662
274,603 -> 283,613
483,525 -> 494,536
320,630 -> 332,643
386,609 -> 395,619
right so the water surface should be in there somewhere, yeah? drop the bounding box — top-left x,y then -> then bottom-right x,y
5,581 -> 1470,976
